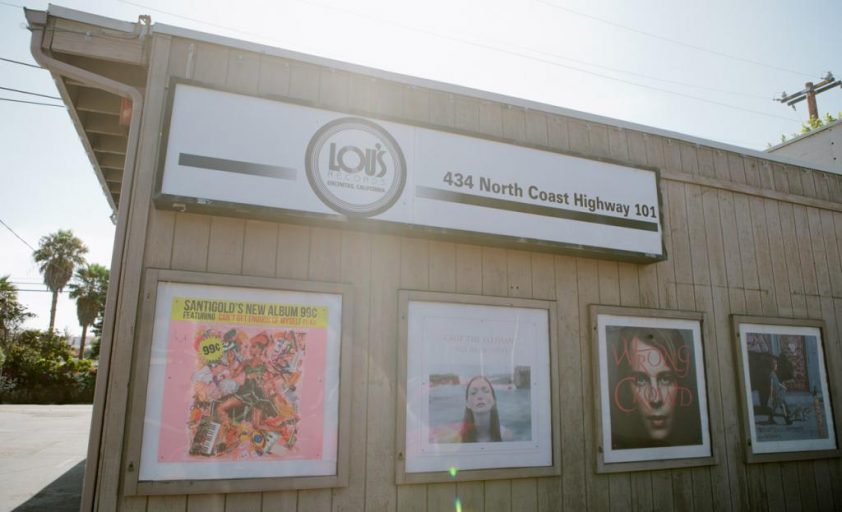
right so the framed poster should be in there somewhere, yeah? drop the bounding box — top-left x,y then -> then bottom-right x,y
592,306 -> 715,473
124,270 -> 353,495
396,291 -> 560,484
732,316 -> 839,463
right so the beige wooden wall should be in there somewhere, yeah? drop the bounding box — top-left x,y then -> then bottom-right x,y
107,33 -> 842,511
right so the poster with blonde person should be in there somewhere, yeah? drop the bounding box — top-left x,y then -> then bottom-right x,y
596,312 -> 712,467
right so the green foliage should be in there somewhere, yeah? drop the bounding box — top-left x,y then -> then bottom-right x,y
0,275 -> 33,346
68,263 -> 109,359
32,229 -> 88,332
89,336 -> 101,360
0,329 -> 95,403
776,112 -> 840,145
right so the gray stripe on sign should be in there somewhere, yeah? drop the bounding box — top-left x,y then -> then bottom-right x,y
179,153 -> 297,180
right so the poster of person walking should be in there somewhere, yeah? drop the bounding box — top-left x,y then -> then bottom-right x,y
138,281 -> 343,482
594,309 -> 713,469
734,318 -> 838,461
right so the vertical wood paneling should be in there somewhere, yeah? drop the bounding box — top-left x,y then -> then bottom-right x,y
546,116 -> 570,152
144,210 -> 175,269
512,479 -> 538,512
578,260 -> 609,511
588,124 -> 610,159
319,68 -> 349,110
481,248 -> 507,296
556,255 -> 585,511
478,101 -> 503,138
242,220 -> 278,277
427,483 -> 456,512
192,43 -> 228,84
186,494 -> 224,512
148,496 -> 186,512
332,230 -> 371,512
501,106 -> 526,143
365,235 -> 400,511
276,224 -> 310,279
225,493 -> 261,512
665,180 -> 699,512
525,110 -> 549,147
288,62 -> 320,104
397,238 -> 428,511
207,217 -> 245,274
400,238 -> 429,290
171,213 -> 210,271
626,131 -> 647,167
531,254 -> 555,301
485,481 -> 512,512
226,51 -> 259,94
397,486 -> 426,512
454,97 -> 480,133
261,492 -> 296,511
456,245 -> 482,295
257,56 -> 290,97
428,241 -> 456,292
457,482 -> 485,511
121,496 -> 148,512
403,86 -> 430,124
506,250 -> 532,299
567,120 -> 589,155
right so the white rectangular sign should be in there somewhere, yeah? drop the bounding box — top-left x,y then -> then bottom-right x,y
159,83 -> 663,259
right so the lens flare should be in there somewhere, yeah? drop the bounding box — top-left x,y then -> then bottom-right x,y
449,466 -> 458,478
454,497 -> 462,512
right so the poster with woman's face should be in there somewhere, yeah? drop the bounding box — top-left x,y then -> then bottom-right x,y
737,323 -> 837,456
597,314 -> 712,465
404,301 -> 553,474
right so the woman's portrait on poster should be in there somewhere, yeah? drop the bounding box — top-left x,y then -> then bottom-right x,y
607,326 -> 703,449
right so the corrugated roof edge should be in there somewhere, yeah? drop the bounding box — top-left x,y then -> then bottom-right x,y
46,3 -> 840,176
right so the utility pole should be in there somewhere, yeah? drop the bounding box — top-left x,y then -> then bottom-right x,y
776,72 -> 841,121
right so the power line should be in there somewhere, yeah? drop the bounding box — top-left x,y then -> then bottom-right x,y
296,0 -> 800,122
0,85 -> 62,100
0,1 -> 24,9
0,56 -> 44,69
535,0 -> 814,78
0,217 -> 36,251
120,0 -> 800,123
0,57 -> 44,69
0,97 -> 64,107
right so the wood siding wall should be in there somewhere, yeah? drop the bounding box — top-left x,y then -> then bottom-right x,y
105,34 -> 842,511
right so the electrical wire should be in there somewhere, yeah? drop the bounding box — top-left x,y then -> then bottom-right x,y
535,0 -> 815,78
0,97 -> 64,107
0,56 -> 44,69
0,217 -> 36,251
118,0 -> 800,123
0,1 -> 24,9
0,85 -> 61,100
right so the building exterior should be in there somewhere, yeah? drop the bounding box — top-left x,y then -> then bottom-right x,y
27,6 -> 841,511
768,119 -> 842,174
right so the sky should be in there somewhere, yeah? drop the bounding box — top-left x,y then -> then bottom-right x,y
1,0 -> 841,336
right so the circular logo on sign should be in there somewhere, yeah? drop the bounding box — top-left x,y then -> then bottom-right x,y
305,117 -> 406,217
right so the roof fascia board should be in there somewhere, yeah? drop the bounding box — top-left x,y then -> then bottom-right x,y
47,3 -> 140,33
768,118 -> 842,151
46,5 -> 840,175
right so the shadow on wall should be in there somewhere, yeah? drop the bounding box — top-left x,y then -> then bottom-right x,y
13,460 -> 84,512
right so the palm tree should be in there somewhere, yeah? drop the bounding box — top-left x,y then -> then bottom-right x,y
68,263 -> 109,358
32,230 -> 88,332
0,275 -> 32,346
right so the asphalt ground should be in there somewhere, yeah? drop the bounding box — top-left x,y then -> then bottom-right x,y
0,404 -> 91,512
